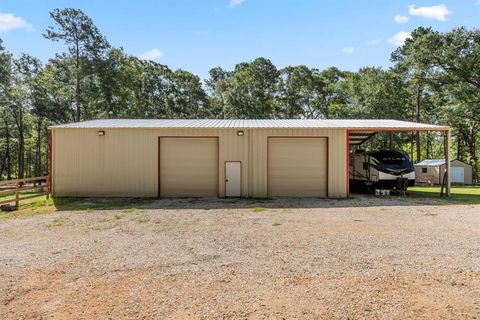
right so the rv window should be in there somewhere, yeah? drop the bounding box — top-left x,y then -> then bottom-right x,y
363,162 -> 369,170
422,167 -> 428,173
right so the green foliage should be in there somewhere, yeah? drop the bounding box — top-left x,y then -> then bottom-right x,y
225,57 -> 279,118
0,8 -> 479,183
409,186 -> 480,204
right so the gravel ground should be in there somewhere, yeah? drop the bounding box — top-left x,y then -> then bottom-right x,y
0,196 -> 479,319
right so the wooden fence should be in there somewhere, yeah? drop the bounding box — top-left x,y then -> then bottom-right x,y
0,176 -> 50,210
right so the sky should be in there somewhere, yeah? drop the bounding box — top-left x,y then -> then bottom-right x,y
1,0 -> 479,79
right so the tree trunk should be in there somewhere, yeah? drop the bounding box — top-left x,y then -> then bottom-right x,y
0,152 -> 5,179
425,133 -> 432,159
4,117 -> 12,180
457,137 -> 461,161
75,42 -> 81,122
410,132 -> 415,163
415,84 -> 421,163
471,128 -> 478,183
35,118 -> 42,177
17,107 -> 25,179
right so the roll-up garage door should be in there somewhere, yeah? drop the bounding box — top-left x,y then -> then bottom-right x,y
159,137 -> 218,197
268,137 -> 327,197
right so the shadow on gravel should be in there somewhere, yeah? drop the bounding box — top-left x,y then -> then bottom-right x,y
51,194 -> 451,211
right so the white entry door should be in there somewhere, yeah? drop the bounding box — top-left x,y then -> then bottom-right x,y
225,162 -> 241,197
451,167 -> 465,184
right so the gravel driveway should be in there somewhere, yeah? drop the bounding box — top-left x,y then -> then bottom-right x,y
0,197 -> 479,319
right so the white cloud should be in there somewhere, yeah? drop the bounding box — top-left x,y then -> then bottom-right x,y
365,39 -> 382,45
341,47 -> 355,54
408,4 -> 451,21
140,48 -> 164,61
387,31 -> 411,46
0,13 -> 33,32
229,0 -> 246,7
394,14 -> 410,23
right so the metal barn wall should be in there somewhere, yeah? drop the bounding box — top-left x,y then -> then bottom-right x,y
249,129 -> 347,198
51,127 -> 347,198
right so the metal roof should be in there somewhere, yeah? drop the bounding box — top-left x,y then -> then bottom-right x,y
50,119 -> 450,130
414,159 -> 467,167
415,159 -> 447,167
349,131 -> 378,145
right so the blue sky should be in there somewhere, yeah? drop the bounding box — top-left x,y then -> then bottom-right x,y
1,0 -> 479,79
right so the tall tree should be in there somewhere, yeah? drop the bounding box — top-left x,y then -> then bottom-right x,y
44,8 -> 110,121
171,69 -> 210,118
278,66 -> 315,119
205,67 -> 231,119
225,58 -> 279,118
429,28 -> 480,180
9,55 -> 43,179
391,27 -> 438,162
0,38 -> 13,179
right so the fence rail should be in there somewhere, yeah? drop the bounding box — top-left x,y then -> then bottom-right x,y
0,176 -> 50,209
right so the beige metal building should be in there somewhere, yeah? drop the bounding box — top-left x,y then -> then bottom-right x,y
415,159 -> 473,185
50,119 -> 451,198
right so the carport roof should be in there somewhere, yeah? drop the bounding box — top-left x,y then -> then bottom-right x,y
50,119 -> 450,130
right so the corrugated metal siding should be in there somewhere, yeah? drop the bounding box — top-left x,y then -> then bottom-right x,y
50,119 -> 449,130
52,127 -> 347,198
268,138 -> 328,197
249,128 -> 347,198
160,137 -> 218,196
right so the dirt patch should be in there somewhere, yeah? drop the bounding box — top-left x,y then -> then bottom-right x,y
0,197 -> 479,319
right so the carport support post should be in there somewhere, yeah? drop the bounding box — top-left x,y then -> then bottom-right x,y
445,129 -> 451,197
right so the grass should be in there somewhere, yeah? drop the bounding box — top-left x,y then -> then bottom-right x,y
409,186 -> 480,204
114,213 -> 125,220
135,214 -> 151,223
45,217 -> 66,228
1,186 -> 477,223
0,189 -> 46,202
0,195 -> 150,221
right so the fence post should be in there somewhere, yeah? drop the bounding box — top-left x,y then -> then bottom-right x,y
46,176 -> 50,200
15,180 -> 20,209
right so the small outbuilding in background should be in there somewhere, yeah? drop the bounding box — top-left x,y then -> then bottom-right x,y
415,159 -> 473,185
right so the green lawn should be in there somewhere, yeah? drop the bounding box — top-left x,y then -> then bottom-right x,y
0,189 -> 46,203
409,186 -> 480,204
1,186 -> 478,221
0,194 -> 149,221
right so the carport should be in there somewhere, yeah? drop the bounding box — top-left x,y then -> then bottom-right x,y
50,119 -> 451,199
345,120 -> 452,196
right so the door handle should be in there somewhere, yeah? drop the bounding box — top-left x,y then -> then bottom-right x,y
225,179 -> 229,182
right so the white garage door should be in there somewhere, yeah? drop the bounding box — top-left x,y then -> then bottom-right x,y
268,137 -> 328,197
451,167 -> 465,184
160,137 -> 218,197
